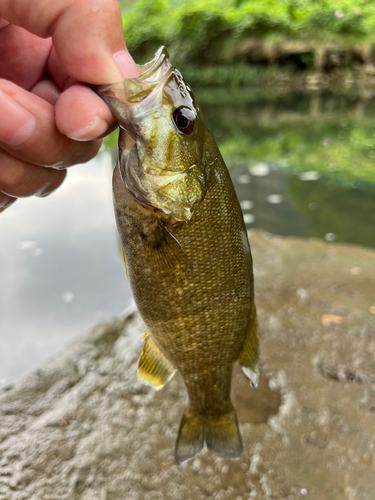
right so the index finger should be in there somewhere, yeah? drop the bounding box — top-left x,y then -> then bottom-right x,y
0,0 -> 140,84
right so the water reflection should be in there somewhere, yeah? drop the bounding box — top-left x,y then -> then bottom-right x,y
199,89 -> 375,186
0,152 -> 132,386
231,165 -> 375,248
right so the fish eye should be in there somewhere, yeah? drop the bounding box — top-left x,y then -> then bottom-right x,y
173,107 -> 195,134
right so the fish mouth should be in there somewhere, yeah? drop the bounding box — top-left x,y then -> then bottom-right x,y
92,46 -> 172,125
93,47 -> 175,209
97,46 -> 170,91
94,47 -> 202,222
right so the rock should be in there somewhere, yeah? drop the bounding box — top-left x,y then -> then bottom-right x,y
1,231 -> 374,500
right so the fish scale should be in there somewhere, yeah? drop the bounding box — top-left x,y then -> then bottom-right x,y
95,46 -> 259,463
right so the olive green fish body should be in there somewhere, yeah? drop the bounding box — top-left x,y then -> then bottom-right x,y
96,47 -> 259,463
114,148 -> 253,415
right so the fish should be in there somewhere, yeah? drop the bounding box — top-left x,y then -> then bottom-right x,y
94,47 -> 259,463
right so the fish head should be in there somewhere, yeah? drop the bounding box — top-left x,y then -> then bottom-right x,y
95,47 -> 208,222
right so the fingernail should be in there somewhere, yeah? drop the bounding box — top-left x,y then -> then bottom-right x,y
0,90 -> 36,147
67,116 -> 109,141
114,51 -> 140,79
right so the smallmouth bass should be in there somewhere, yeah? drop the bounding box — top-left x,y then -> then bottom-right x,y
95,47 -> 259,463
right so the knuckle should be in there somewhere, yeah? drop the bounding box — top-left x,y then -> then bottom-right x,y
0,152 -> 61,198
37,169 -> 67,197
0,163 -> 25,194
45,139 -> 101,169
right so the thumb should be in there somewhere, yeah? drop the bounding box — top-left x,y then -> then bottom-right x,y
0,0 -> 140,84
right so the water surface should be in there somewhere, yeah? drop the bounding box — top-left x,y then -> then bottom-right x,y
0,153 -> 132,386
1,91 -> 374,386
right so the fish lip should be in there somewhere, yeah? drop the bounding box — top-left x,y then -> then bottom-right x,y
92,46 -> 171,96
91,46 -> 172,137
119,124 -> 136,143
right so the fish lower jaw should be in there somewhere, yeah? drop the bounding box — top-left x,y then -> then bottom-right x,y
122,169 -> 194,222
114,162 -> 181,224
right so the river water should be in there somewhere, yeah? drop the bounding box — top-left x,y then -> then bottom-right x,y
1,90 -> 375,386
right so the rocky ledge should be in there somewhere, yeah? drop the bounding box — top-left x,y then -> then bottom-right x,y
1,232 -> 374,500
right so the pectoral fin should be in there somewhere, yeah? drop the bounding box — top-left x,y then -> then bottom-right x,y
144,221 -> 188,271
237,304 -> 259,388
137,331 -> 176,390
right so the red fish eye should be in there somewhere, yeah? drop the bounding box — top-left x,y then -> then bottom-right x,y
173,108 -> 195,134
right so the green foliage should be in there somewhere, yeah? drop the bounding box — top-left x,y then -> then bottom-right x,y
233,1 -> 291,37
104,128 -> 119,151
122,0 -> 375,65
172,11 -> 231,64
122,0 -> 174,62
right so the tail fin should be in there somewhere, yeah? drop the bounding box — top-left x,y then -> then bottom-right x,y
175,408 -> 242,464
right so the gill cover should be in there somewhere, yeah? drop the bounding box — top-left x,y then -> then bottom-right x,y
95,47 -> 207,222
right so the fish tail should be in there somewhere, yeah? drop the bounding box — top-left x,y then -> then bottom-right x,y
175,407 -> 242,464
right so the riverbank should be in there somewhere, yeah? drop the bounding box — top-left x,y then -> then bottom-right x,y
121,0 -> 375,94
183,63 -> 375,94
1,231 -> 374,499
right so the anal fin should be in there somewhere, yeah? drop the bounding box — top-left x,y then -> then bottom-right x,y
120,245 -> 128,278
237,303 -> 259,388
137,331 -> 176,390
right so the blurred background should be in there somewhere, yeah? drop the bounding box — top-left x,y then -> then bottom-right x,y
1,0 -> 375,387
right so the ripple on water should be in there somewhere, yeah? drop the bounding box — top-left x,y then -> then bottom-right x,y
249,163 -> 270,177
266,194 -> 283,204
237,174 -> 251,184
17,240 -> 38,250
240,200 -> 254,210
325,233 -> 336,242
298,171 -> 320,181
243,214 -> 256,224
62,292 -> 75,303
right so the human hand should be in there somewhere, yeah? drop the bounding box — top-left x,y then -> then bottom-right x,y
0,0 -> 140,212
